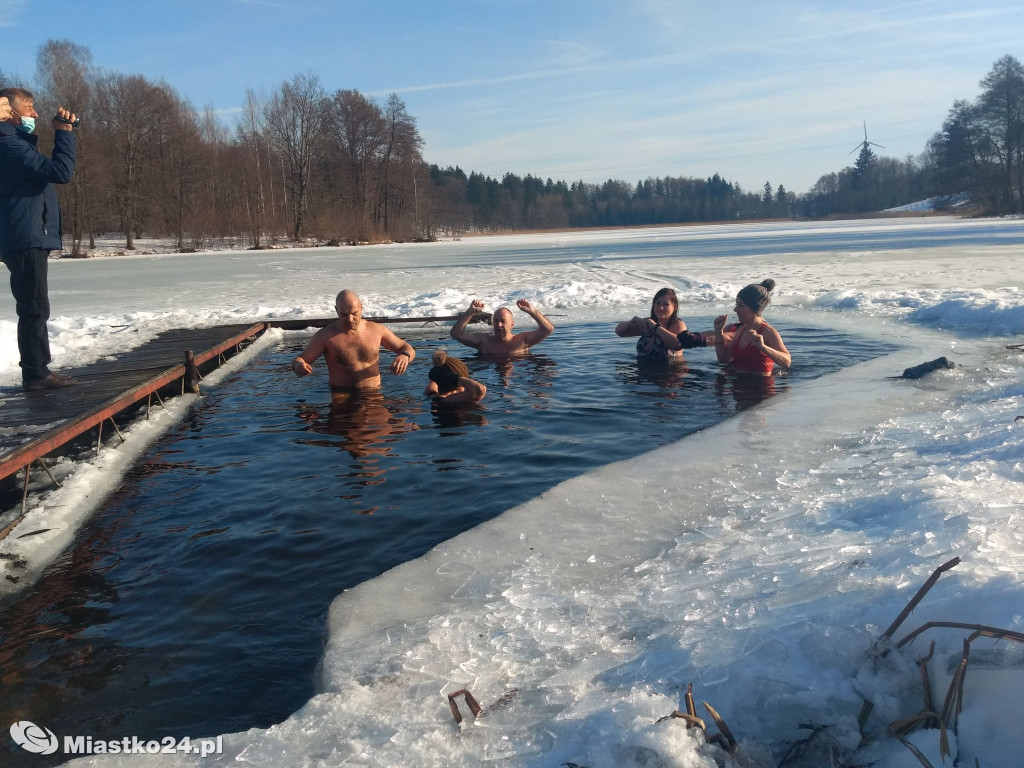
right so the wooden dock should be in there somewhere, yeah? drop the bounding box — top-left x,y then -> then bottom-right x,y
0,323 -> 267,526
0,313 -> 489,540
0,311 -> 495,542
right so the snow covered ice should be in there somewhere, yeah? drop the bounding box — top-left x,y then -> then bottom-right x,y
2,217 -> 1023,766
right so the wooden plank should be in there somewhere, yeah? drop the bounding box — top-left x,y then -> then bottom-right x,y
0,312 -> 494,487
266,314 -> 492,330
0,323 -> 266,483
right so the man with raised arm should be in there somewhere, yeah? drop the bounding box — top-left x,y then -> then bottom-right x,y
450,298 -> 554,355
292,290 -> 416,392
0,87 -> 79,391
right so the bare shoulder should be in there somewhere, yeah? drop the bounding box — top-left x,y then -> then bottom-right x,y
512,331 -> 538,349
456,331 -> 484,348
362,319 -> 386,337
309,324 -> 333,344
760,323 -> 785,344
317,319 -> 344,336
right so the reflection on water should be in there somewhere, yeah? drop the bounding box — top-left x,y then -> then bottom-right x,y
716,372 -> 777,411
432,402 -> 488,430
0,321 -> 896,763
294,391 -> 418,459
616,358 -> 693,402
489,354 -> 556,407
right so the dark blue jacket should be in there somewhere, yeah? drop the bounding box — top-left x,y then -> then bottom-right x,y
0,121 -> 76,254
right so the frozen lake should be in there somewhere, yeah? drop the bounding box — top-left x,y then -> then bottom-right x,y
1,216 -> 1023,767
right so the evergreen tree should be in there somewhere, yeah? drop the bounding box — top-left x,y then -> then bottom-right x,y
775,184 -> 788,217
761,181 -> 774,216
853,144 -> 876,179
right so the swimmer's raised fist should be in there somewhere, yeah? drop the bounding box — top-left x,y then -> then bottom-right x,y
743,326 -> 766,350
469,300 -> 485,313
292,357 -> 313,377
713,314 -> 728,332
516,298 -> 535,313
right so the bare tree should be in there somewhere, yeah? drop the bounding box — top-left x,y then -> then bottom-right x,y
93,73 -> 168,249
263,73 -> 326,241
159,91 -> 206,250
35,40 -> 94,254
377,93 -> 423,237
198,105 -> 234,243
978,55 -> 1024,212
330,89 -> 386,240
237,89 -> 268,247
0,67 -> 28,88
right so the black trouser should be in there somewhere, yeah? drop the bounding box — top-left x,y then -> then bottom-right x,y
1,247 -> 52,382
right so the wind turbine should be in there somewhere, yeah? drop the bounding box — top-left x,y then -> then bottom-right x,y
850,121 -> 885,155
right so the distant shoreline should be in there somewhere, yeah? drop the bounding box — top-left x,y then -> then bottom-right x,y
58,209 -> 960,259
458,210 -> 954,238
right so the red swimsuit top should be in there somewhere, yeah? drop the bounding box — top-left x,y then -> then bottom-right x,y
727,323 -> 775,375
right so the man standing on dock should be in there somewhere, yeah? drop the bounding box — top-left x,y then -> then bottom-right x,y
292,290 -> 416,392
450,299 -> 554,355
0,87 -> 78,392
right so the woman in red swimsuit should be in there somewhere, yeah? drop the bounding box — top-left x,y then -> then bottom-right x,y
713,279 -> 791,376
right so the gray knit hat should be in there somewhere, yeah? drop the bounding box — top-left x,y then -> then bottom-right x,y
736,279 -> 776,315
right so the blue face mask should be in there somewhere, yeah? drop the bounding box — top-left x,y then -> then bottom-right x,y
17,116 -> 36,134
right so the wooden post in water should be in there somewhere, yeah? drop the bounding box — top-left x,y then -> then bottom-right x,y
185,350 -> 201,395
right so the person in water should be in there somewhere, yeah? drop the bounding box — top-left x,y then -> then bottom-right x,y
615,287 -> 711,361
450,298 -> 554,355
292,289 -> 416,393
713,279 -> 791,376
424,349 -> 487,404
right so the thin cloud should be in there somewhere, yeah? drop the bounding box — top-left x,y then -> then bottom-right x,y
537,38 -> 604,69
424,59 -> 969,191
637,0 -> 1014,61
371,69 -> 569,96
0,0 -> 26,27
379,3 -> 1012,99
371,51 -> 690,96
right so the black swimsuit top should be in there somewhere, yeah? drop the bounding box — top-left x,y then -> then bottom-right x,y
636,326 -> 671,361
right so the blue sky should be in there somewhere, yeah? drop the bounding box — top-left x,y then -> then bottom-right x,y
2,0 -> 1021,193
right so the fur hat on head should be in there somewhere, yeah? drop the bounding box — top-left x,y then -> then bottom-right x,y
736,279 -> 776,315
429,349 -> 469,393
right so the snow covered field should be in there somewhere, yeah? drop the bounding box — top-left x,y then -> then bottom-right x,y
2,217 -> 1023,767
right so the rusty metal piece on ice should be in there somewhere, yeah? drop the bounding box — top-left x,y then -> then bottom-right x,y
447,689 -> 482,725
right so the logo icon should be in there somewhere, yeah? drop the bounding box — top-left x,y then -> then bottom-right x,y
10,721 -> 59,754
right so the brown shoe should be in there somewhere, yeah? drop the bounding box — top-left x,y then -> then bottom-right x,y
23,373 -> 77,392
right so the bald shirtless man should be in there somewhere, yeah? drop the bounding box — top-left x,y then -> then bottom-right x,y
292,290 -> 416,390
450,298 -> 554,355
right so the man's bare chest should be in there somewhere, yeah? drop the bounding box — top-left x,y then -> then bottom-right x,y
324,334 -> 380,366
479,335 -> 527,355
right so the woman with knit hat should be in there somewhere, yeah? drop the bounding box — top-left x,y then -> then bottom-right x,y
424,349 -> 487,404
713,279 -> 791,376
